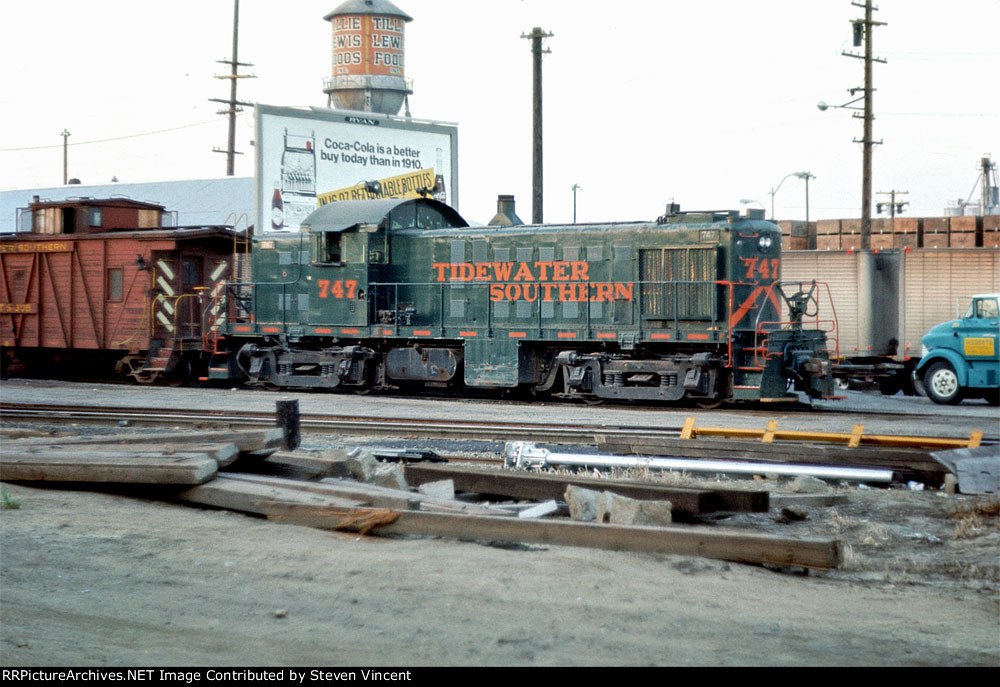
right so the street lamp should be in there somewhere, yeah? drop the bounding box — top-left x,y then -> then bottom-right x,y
571,183 -> 582,224
769,172 -> 814,222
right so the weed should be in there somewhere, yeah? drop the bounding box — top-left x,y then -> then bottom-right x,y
1,485 -> 21,510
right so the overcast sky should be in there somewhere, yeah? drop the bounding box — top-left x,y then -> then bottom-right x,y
1,0 -> 997,225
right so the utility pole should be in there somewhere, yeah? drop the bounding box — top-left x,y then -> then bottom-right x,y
522,27 -> 552,225
876,189 -> 909,233
572,184 -> 581,223
211,0 -> 255,176
843,1 -> 886,250
61,129 -> 70,185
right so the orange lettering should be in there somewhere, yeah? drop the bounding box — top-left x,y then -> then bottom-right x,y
505,284 -> 522,300
491,262 -> 514,281
432,263 -> 448,282
570,261 -> 589,281
542,283 -> 557,301
513,262 -> 534,281
522,284 -> 539,302
475,263 -> 490,280
559,284 -> 577,302
458,263 -> 475,281
594,283 -> 613,302
553,261 -> 570,281
614,283 -> 634,301
534,261 -> 553,280
490,284 -> 504,301
318,280 -> 331,298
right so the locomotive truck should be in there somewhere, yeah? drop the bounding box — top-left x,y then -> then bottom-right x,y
208,197 -> 835,404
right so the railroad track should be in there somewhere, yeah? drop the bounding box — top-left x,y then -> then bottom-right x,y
0,402 -> 679,446
3,401 -> 993,450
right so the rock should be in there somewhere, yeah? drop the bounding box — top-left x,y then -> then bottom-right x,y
789,475 -> 829,494
345,449 -> 378,482
372,463 -> 409,491
598,491 -> 673,526
418,479 -> 455,501
564,485 -> 603,521
776,506 -> 809,524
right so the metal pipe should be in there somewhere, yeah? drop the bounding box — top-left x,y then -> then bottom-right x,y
504,441 -> 895,483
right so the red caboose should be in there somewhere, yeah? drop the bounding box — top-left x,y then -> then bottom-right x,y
1,197 -> 240,383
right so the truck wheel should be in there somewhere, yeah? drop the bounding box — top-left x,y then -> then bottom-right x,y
924,361 -> 963,405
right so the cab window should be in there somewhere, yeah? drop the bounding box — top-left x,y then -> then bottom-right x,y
313,232 -> 342,264
975,298 -> 999,319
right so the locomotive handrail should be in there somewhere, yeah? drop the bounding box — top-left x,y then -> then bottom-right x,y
775,280 -> 842,360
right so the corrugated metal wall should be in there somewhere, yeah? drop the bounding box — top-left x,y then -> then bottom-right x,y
782,251 -> 860,358
783,248 -> 1000,360
899,249 -> 1000,355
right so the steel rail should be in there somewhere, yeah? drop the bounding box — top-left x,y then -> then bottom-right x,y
0,402 -> 676,444
2,402 -> 994,449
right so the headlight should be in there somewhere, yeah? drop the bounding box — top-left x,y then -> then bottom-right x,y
758,235 -> 773,250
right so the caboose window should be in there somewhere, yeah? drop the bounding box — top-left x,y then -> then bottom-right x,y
89,208 -> 102,227
182,258 -> 203,287
107,268 -> 123,302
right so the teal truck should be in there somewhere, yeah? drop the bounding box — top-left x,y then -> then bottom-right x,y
914,293 -> 1000,405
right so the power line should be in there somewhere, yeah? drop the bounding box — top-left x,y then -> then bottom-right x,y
0,118 -> 232,153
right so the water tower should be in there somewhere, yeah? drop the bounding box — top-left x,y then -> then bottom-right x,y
323,0 -> 413,116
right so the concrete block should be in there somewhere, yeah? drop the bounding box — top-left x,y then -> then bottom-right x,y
789,475 -> 829,494
417,479 -> 455,501
955,457 -> 1000,495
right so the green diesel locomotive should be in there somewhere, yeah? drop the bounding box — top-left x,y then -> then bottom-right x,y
214,198 -> 834,404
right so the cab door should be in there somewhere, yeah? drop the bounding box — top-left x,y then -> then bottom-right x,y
311,229 -> 369,328
962,296 -> 1000,364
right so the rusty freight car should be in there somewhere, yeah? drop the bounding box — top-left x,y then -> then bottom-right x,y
1,197 -> 240,383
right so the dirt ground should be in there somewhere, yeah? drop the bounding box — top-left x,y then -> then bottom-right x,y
1,434 -> 998,667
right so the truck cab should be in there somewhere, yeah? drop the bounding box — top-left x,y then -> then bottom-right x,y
915,293 -> 1000,405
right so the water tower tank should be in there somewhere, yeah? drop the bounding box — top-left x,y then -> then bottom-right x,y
323,0 -> 413,116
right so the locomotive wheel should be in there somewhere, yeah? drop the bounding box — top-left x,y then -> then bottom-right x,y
924,361 -> 963,405
166,360 -> 192,387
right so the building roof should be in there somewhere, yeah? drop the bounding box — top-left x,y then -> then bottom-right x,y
0,177 -> 254,234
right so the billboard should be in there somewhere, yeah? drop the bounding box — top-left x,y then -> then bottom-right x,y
255,104 -> 458,233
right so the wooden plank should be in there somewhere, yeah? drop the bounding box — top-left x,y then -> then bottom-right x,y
403,464 -> 768,515
0,451 -> 217,484
223,473 -> 419,511
5,442 -> 241,467
6,428 -> 285,453
265,504 -> 843,570
171,475 -> 367,515
260,451 -> 353,480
